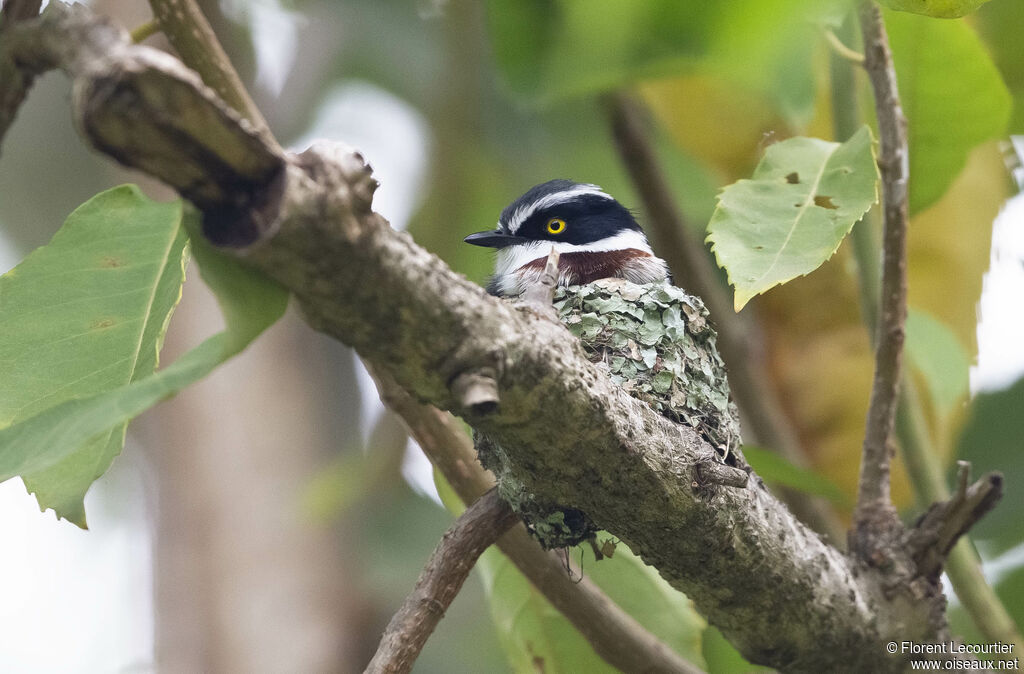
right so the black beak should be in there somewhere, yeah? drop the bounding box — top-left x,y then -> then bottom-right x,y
464,230 -> 527,249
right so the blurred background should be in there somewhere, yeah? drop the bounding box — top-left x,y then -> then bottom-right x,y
1,0 -> 1023,671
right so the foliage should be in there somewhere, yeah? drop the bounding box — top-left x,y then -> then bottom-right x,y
878,0 -> 994,18
435,472 -> 707,673
885,9 -> 1012,214
0,188 -> 287,525
706,126 -> 879,310
0,187 -> 187,525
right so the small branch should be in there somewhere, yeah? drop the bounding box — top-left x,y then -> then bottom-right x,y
695,458 -> 749,489
851,1 -> 910,558
146,0 -> 277,150
0,0 -> 44,149
449,370 -> 500,415
365,488 -> 519,674
906,462 -> 1003,581
606,90 -> 844,541
521,247 -> 560,313
367,364 -> 703,674
824,28 -> 865,64
832,9 -> 1024,652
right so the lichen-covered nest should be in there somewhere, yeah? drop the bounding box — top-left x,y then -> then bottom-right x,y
554,278 -> 739,459
477,279 -> 741,549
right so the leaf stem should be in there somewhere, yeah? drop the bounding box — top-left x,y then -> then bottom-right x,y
824,28 -> 865,65
129,19 -> 160,44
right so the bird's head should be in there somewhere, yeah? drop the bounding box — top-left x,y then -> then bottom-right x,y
464,179 -> 670,296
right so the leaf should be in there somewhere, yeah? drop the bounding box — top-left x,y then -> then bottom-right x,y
886,10 -> 1011,213
905,307 -> 970,422
0,196 -> 287,526
976,0 -> 1024,132
742,445 -> 850,505
485,0 -> 826,119
433,472 -> 705,672
706,125 -> 879,311
955,376 -> 1024,554
879,0 -> 993,18
486,0 -> 710,102
0,186 -> 187,524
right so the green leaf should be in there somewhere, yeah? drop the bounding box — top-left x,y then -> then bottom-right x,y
886,10 -> 1011,213
706,125 -> 879,311
486,0 -> 710,102
976,0 -> 1024,132
0,186 -> 187,524
905,307 -> 970,421
433,472 -> 705,672
879,0 -> 993,18
0,193 -> 287,525
485,0 -> 827,120
702,624 -> 774,673
476,541 -> 705,673
955,377 -> 1024,554
742,445 -> 850,506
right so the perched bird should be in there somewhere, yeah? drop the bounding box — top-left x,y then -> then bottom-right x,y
463,180 -> 742,550
464,179 -> 671,297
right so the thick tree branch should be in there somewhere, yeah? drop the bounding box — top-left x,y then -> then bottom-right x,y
851,1 -> 909,558
365,488 -> 519,674
368,364 -> 704,674
2,4 -> 1004,670
606,91 -> 844,541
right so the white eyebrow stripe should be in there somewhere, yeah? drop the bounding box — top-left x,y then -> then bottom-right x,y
505,184 -> 613,233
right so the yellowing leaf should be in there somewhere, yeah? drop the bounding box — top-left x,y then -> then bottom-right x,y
706,126 -> 879,310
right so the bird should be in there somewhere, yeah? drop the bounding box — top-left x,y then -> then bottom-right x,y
462,180 -> 740,550
464,179 -> 671,297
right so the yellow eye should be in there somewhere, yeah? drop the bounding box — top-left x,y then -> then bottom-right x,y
546,218 -> 566,235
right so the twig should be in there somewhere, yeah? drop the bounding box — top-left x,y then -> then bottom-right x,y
906,462 -> 1003,581
851,1 -> 909,558
606,91 -> 843,541
0,0 -> 43,148
146,0 -> 277,150
521,247 -> 560,314
824,28 -> 865,64
130,19 -> 160,44
832,10 -> 1024,651
367,364 -> 704,674
365,488 -> 519,674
